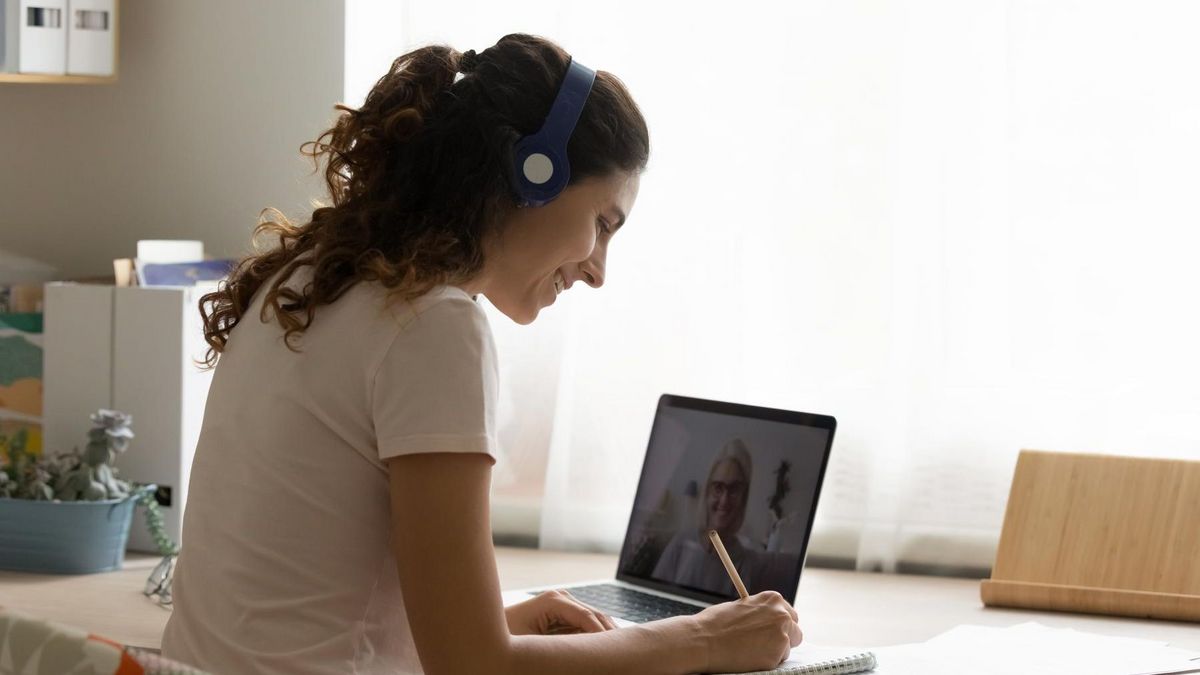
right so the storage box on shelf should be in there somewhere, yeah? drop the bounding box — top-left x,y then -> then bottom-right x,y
0,0 -> 117,83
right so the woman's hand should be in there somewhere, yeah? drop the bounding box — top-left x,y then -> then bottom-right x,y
690,591 -> 803,673
505,589 -> 618,635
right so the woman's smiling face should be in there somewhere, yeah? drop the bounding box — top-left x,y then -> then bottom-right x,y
479,171 -> 640,324
707,459 -> 749,535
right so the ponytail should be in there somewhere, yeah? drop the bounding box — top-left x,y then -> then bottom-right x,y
305,46 -> 463,204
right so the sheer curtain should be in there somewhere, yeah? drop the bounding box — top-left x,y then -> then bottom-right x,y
346,0 -> 1200,572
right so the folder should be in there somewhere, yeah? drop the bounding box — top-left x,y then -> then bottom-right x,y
1,1 -> 14,71
5,0 -> 68,74
66,0 -> 111,76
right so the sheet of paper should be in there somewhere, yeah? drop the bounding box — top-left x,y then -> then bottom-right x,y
867,623 -> 1200,675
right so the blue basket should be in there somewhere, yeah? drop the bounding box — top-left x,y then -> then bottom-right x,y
0,485 -> 154,574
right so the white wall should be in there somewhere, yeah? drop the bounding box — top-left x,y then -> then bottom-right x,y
0,0 -> 345,279
0,249 -> 57,284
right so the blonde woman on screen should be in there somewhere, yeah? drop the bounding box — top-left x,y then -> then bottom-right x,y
654,439 -> 797,596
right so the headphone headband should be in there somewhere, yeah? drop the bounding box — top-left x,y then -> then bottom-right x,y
510,58 -> 597,207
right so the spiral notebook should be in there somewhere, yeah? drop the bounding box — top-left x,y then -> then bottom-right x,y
716,649 -> 877,675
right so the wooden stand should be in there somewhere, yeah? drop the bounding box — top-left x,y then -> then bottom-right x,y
981,450 -> 1200,622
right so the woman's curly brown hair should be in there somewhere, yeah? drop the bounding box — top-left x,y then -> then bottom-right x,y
199,34 -> 649,366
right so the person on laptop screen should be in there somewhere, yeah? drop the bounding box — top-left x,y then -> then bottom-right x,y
162,33 -> 802,675
652,439 -> 799,596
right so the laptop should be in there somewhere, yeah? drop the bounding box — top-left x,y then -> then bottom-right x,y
508,393 -> 836,626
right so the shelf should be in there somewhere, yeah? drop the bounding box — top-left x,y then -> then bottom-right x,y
0,73 -> 117,84
2,0 -> 119,85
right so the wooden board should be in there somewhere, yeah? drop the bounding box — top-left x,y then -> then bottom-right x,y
0,73 -> 116,84
981,450 -> 1200,622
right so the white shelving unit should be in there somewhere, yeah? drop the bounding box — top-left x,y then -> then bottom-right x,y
43,282 -> 213,553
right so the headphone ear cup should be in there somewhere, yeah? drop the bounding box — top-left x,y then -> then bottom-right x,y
507,59 -> 595,207
511,135 -> 570,207
522,152 -> 555,185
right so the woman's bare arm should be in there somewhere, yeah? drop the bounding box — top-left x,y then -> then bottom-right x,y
387,452 -> 799,675
387,452 -> 705,675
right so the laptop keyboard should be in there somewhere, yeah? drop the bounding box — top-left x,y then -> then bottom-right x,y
548,583 -> 705,623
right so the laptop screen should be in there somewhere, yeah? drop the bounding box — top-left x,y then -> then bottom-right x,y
616,394 -> 835,605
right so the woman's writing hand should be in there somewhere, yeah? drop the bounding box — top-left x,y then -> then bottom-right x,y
691,591 -> 803,673
504,589 -> 618,635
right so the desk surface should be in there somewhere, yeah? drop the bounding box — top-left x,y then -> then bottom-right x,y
1,547 -> 1196,652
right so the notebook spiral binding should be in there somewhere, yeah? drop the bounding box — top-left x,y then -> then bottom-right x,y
728,650 -> 877,675
806,652 -> 876,674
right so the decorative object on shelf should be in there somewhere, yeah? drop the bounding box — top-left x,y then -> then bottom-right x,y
0,408 -> 178,576
53,408 -> 133,500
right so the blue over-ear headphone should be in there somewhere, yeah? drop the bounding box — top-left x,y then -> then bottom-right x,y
510,58 -> 596,207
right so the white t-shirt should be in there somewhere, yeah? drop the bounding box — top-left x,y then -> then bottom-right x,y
161,277 -> 499,675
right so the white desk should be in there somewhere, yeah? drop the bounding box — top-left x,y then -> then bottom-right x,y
1,547 -> 1196,652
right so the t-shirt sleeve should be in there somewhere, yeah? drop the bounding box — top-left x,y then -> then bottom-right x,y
371,293 -> 499,462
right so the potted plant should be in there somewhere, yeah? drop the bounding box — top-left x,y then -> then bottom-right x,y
0,409 -> 176,575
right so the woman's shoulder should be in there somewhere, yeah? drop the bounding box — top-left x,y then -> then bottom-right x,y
355,283 -> 495,364
409,284 -> 482,315
338,280 -> 484,331
393,284 -> 489,334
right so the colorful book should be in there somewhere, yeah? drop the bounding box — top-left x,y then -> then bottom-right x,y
134,259 -> 235,287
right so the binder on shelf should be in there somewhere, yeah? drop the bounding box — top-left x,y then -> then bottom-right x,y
1,1 -> 14,72
1,0 -> 68,74
66,0 -> 112,76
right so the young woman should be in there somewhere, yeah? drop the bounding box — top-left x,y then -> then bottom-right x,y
161,34 -> 803,675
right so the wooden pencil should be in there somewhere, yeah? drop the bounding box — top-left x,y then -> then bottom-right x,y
708,529 -> 750,600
